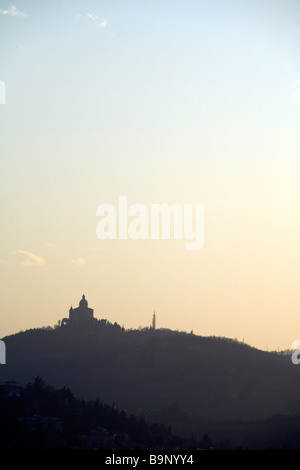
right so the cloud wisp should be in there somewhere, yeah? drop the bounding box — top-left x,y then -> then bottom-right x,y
71,257 -> 86,266
13,250 -> 45,266
76,12 -> 108,29
0,4 -> 27,17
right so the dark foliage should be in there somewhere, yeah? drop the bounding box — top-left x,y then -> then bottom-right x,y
0,377 -> 192,449
1,323 -> 300,449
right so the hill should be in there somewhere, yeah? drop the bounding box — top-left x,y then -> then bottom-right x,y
1,323 -> 300,448
0,376 -> 188,450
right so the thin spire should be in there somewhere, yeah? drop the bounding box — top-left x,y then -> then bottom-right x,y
152,311 -> 156,330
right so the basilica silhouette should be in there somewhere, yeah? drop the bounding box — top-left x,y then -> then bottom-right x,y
61,295 -> 100,328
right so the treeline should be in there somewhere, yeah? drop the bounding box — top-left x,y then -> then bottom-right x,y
2,323 -> 299,441
4,322 -> 289,356
0,377 -> 207,450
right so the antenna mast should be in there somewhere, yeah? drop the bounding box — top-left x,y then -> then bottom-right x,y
152,311 -> 156,330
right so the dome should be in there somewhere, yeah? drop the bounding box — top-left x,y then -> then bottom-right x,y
79,294 -> 88,308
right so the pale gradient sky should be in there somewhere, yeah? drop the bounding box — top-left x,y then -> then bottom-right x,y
0,0 -> 299,351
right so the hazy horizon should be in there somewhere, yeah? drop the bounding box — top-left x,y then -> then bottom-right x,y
1,0 -> 300,352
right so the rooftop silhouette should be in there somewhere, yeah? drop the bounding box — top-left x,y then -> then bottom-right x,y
61,295 -> 98,328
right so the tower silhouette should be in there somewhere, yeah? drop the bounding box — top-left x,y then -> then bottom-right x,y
152,311 -> 156,330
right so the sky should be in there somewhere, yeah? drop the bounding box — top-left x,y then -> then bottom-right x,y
0,0 -> 299,351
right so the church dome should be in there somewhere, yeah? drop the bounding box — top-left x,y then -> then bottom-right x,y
79,294 -> 88,308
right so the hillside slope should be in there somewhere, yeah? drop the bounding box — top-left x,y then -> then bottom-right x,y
1,325 -> 299,426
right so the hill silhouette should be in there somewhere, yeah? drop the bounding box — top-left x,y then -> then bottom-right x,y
1,321 -> 300,448
0,376 -> 189,450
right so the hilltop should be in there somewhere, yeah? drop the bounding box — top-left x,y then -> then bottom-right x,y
1,293 -> 300,449
1,320 -> 300,447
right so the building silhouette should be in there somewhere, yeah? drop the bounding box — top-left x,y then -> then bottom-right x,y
61,294 -> 100,328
